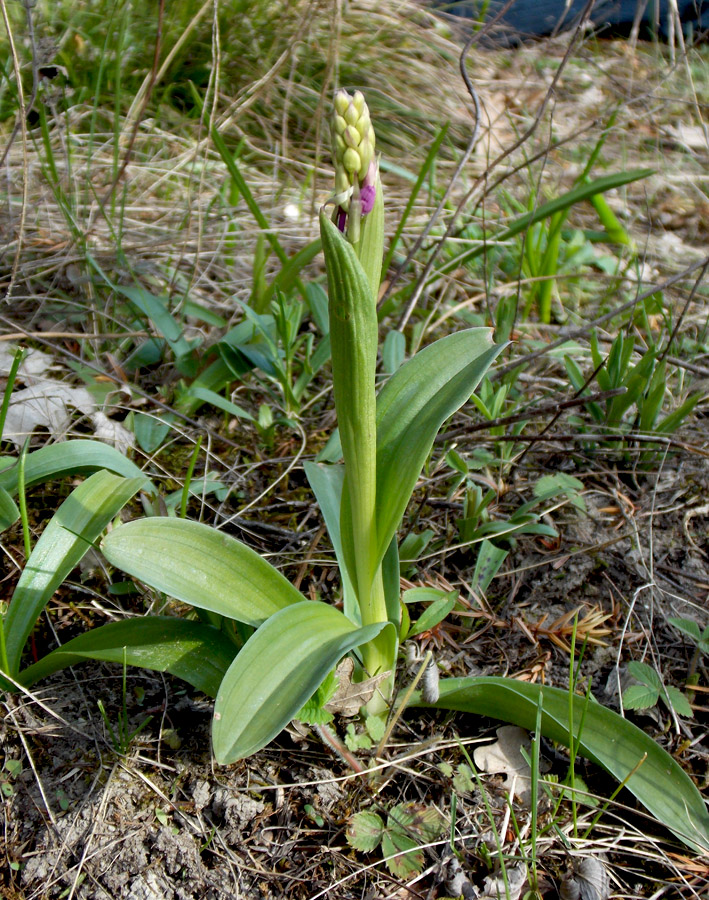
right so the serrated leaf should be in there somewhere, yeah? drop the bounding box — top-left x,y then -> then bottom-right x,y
622,683 -> 660,710
668,617 -> 701,643
212,602 -> 390,763
347,811 -> 383,852
101,517 -> 303,627
627,660 -> 662,691
382,829 -> 422,879
664,686 -> 694,718
365,712 -> 386,743
388,802 -> 444,843
452,764 -> 474,794
345,723 -> 373,751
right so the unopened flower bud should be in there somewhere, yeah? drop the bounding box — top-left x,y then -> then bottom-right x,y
352,90 -> 365,114
343,147 -> 361,174
334,90 -> 350,117
344,103 -> 359,126
343,125 -> 360,149
329,88 -> 378,238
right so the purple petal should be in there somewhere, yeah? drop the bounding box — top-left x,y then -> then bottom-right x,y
336,207 -> 347,232
360,184 -> 376,215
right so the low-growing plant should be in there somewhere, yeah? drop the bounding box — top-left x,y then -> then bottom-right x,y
564,327 -> 701,453
1,92 -> 708,857
622,660 -> 694,720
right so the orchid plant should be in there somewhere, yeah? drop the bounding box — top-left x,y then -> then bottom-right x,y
1,92 -> 707,855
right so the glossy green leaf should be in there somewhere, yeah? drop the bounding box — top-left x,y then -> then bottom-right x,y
0,485 -> 19,532
320,210 -> 379,600
374,329 -> 504,568
0,440 -> 153,495
212,601 -> 389,763
413,676 -> 709,854
303,461 -> 357,622
101,517 -> 303,626
19,617 -> 236,697
3,471 -> 145,677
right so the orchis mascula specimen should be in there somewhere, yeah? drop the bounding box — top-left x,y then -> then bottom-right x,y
330,89 -> 377,243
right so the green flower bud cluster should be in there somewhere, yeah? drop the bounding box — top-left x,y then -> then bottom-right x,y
330,89 -> 376,208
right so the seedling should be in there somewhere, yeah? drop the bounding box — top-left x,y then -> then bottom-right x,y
347,802 -> 444,879
622,660 -> 694,719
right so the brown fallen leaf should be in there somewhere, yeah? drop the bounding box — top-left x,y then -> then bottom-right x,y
323,658 -> 391,717
473,725 -> 533,805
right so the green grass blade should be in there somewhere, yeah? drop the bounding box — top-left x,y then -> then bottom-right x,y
381,122 -> 448,277
413,676 -> 709,854
101,517 -> 304,626
0,440 -> 153,495
212,601 -> 389,763
185,386 -> 255,422
438,169 -> 654,277
260,238 -> 323,310
18,617 -> 236,697
374,329 -> 504,570
3,471 -> 146,677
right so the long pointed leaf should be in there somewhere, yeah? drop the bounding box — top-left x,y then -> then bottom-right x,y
374,329 -> 504,567
101,517 -> 304,626
0,440 -> 153,495
414,676 -> 709,854
438,169 -> 654,276
3,471 -> 145,677
303,461 -> 357,622
212,601 -> 389,763
19,617 -> 235,697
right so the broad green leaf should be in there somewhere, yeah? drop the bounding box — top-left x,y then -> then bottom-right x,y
133,413 -> 174,453
101,518 -> 303,627
3,471 -> 145,677
664,687 -> 693,718
471,539 -> 508,593
303,461 -> 357,621
0,440 -> 153,495
212,601 -> 389,763
0,485 -> 19,532
18,617 -> 236,697
374,329 -> 504,568
413,676 -> 709,854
